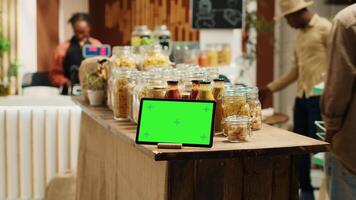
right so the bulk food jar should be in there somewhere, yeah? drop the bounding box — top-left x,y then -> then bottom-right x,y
132,72 -> 165,123
131,25 -> 152,48
225,115 -> 251,142
245,86 -> 262,130
111,46 -> 136,68
222,87 -> 250,135
153,25 -> 171,54
213,79 -> 225,133
143,45 -> 170,70
196,81 -> 214,101
112,68 -> 136,121
165,80 -> 181,99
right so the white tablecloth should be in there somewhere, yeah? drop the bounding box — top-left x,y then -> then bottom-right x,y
0,96 -> 81,200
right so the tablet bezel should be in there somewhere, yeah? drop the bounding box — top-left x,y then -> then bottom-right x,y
135,98 -> 216,148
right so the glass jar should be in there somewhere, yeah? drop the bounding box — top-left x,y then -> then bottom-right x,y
206,44 -> 218,67
165,80 -> 181,99
131,25 -> 152,48
213,79 -> 225,133
225,115 -> 251,142
218,44 -> 231,66
222,87 -> 250,118
132,72 -> 165,123
143,45 -> 170,70
198,51 -> 209,67
151,86 -> 166,99
112,68 -> 133,121
153,25 -> 172,54
246,86 -> 262,130
111,46 -> 136,68
128,71 -> 139,121
196,81 -> 214,100
190,80 -> 200,100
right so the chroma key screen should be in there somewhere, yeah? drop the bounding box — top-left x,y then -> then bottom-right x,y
136,99 -> 216,147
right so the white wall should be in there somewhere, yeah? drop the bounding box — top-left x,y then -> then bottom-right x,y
59,0 -> 88,43
18,0 -> 38,74
274,2 -> 347,127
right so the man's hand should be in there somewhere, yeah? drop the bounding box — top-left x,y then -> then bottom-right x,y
259,86 -> 272,105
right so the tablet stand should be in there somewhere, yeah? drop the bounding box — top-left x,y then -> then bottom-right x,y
157,143 -> 183,149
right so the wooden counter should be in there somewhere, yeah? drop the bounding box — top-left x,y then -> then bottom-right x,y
73,98 -> 328,200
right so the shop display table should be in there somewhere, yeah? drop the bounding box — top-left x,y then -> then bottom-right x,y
73,97 -> 328,200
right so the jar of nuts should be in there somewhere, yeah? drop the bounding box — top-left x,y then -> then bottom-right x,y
225,115 -> 251,142
245,87 -> 262,130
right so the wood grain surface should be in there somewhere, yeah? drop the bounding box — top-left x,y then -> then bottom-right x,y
73,97 -> 328,161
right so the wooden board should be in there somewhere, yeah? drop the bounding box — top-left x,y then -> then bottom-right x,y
73,97 -> 328,161
89,0 -> 199,45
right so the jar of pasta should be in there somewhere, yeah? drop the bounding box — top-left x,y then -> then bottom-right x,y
225,115 -> 251,142
218,44 -> 231,66
213,79 -> 225,133
111,46 -> 136,68
222,87 -> 250,134
112,68 -> 133,120
246,86 -> 262,130
143,45 -> 170,70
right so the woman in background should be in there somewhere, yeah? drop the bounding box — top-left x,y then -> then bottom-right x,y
49,12 -> 101,94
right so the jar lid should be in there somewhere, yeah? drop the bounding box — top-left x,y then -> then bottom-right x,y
191,80 -> 201,84
213,78 -> 224,82
225,115 -> 250,124
167,80 -> 178,84
199,81 -> 211,84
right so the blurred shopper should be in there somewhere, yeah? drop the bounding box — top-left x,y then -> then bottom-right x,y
260,0 -> 331,199
49,13 -> 101,94
321,4 -> 356,200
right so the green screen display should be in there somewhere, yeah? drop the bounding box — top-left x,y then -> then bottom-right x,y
136,99 -> 215,147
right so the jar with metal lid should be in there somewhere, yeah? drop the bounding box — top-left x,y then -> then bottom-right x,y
112,68 -> 135,120
190,80 -> 200,100
153,25 -> 171,54
131,25 -> 152,47
132,72 -> 165,123
225,115 -> 251,142
143,45 -> 170,70
245,86 -> 262,130
165,80 -> 181,99
196,81 -> 214,100
222,87 -> 250,118
111,46 -> 136,68
213,79 -> 225,133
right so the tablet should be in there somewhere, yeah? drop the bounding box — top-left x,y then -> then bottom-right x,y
136,98 -> 216,147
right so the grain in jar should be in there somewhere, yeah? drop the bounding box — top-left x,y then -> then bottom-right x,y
143,45 -> 170,69
213,79 -> 225,133
245,86 -> 262,130
225,115 -> 251,142
112,69 -> 132,120
112,46 -> 136,68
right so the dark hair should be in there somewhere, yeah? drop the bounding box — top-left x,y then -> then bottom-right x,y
68,13 -> 90,26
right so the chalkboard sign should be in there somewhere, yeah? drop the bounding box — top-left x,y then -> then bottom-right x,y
192,0 -> 243,29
